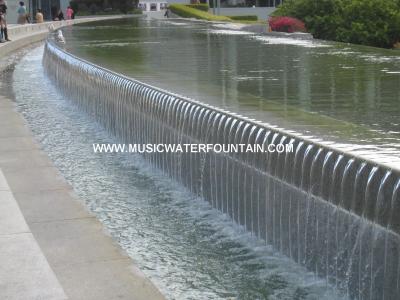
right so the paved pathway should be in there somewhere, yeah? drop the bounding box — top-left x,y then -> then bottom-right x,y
0,166 -> 67,300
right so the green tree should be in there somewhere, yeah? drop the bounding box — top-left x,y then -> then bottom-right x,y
274,0 -> 400,48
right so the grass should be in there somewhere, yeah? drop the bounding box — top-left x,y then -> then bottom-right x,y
228,15 -> 258,21
169,4 -> 232,21
169,4 -> 262,23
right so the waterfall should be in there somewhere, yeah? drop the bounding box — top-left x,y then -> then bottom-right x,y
43,40 -> 400,300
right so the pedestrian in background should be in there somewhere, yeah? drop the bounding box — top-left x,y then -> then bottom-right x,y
66,6 -> 74,20
164,6 -> 170,18
17,1 -> 27,24
35,8 -> 43,23
54,9 -> 64,21
0,0 -> 10,42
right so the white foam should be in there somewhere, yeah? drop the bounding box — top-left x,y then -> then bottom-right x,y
248,69 -> 284,73
162,20 -> 192,26
329,50 -> 400,64
83,41 -> 161,48
251,35 -> 329,48
208,29 -> 254,35
212,23 -> 247,30
233,76 -> 264,81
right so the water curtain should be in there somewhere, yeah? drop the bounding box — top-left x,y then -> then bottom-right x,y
43,41 -> 400,300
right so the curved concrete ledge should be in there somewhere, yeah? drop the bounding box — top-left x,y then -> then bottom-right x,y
0,16 -> 165,300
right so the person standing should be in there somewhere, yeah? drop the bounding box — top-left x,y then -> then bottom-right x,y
66,6 -> 73,20
0,0 -> 9,42
54,9 -> 64,21
164,6 -> 170,18
35,8 -> 43,23
17,1 -> 27,24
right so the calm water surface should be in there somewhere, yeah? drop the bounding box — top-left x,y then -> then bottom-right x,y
60,17 -> 400,168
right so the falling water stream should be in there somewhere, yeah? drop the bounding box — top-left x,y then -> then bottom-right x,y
11,45 -> 345,300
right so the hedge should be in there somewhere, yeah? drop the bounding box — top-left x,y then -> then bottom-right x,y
186,4 -> 209,12
169,4 -> 231,21
274,0 -> 400,48
228,15 -> 258,21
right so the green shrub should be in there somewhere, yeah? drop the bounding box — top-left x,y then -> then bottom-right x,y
274,0 -> 344,41
336,0 -> 400,48
169,4 -> 231,21
274,0 -> 400,48
186,4 -> 209,12
127,8 -> 143,14
228,15 -> 258,21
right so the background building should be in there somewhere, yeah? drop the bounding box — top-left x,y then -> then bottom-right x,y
138,0 -> 167,11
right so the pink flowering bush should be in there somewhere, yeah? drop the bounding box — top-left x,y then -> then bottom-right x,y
268,16 -> 307,33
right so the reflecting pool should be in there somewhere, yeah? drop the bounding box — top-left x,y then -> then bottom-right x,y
60,18 -> 400,168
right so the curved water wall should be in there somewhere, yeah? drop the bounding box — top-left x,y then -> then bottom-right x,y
43,40 -> 400,300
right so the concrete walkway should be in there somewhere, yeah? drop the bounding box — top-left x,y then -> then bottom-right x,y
0,18 -> 165,300
0,167 -> 67,300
